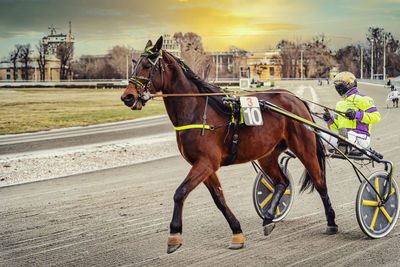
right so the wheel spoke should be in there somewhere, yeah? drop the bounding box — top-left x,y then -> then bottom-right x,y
284,189 -> 291,195
260,193 -> 273,208
261,178 -> 274,192
385,187 -> 396,199
362,200 -> 378,206
370,207 -> 380,231
276,206 -> 281,215
380,207 -> 393,223
375,177 -> 381,201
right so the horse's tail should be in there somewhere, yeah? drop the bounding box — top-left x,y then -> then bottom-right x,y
299,101 -> 326,193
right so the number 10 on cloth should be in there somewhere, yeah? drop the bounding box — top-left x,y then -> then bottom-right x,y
240,97 -> 263,126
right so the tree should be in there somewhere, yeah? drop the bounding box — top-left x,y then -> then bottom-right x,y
276,35 -> 336,78
335,44 -> 362,76
335,27 -> 400,79
303,35 -> 336,78
229,46 -> 249,78
19,44 -> 31,80
386,35 -> 400,77
276,40 -> 301,78
56,42 -> 74,80
173,32 -> 212,80
9,45 -> 23,81
72,55 -> 116,79
37,41 -> 49,81
106,45 -> 133,79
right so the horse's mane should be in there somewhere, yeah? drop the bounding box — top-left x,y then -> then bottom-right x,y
168,53 -> 232,115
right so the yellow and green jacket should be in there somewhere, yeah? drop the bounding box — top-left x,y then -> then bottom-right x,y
328,88 -> 381,136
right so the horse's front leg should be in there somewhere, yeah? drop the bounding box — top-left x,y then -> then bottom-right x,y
262,183 -> 286,235
204,173 -> 244,249
258,155 -> 289,236
167,160 -> 215,254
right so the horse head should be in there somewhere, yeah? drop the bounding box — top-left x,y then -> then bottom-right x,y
121,36 -> 165,110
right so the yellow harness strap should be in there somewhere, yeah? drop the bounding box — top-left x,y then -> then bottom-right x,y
174,124 -> 211,131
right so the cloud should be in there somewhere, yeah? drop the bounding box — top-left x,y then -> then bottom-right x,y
0,0 -> 399,57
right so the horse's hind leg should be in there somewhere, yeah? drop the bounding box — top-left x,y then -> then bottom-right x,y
167,160 -> 215,254
289,135 -> 338,234
204,173 -> 244,249
258,151 -> 289,236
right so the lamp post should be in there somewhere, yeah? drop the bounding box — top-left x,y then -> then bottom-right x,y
300,50 -> 304,80
370,39 -> 374,80
126,54 -> 129,81
360,46 -> 363,79
383,34 -> 386,80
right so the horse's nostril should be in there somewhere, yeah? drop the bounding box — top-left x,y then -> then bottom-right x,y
121,94 -> 134,103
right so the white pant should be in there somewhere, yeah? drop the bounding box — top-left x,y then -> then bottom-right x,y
321,130 -> 370,150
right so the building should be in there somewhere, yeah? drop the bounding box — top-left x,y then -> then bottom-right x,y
0,23 -> 74,81
246,49 -> 282,81
42,22 -> 74,56
0,57 -> 72,81
162,34 -> 181,58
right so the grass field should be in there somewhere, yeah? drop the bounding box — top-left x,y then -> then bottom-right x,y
0,88 -> 166,135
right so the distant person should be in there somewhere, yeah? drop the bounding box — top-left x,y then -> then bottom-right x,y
326,78 -> 330,85
318,78 -> 322,86
387,85 -> 399,108
387,79 -> 392,87
323,71 -> 381,151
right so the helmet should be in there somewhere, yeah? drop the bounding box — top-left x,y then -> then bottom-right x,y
333,72 -> 357,96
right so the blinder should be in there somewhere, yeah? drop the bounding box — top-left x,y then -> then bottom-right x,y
128,46 -> 164,107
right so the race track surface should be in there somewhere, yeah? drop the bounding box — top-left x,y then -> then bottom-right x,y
1,81 -> 400,266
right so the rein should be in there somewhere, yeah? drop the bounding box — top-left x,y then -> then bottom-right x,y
150,90 -> 346,116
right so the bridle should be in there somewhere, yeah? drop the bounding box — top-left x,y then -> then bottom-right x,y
128,46 -> 164,107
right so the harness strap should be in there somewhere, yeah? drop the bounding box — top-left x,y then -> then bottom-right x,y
174,124 -> 212,131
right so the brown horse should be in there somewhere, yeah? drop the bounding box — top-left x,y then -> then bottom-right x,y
121,36 -> 338,253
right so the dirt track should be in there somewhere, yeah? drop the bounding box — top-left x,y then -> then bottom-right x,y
1,82 -> 400,266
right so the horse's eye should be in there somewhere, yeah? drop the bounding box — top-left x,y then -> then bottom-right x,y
143,64 -> 151,69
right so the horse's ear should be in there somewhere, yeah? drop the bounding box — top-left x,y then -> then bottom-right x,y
145,40 -> 153,49
153,36 -> 163,52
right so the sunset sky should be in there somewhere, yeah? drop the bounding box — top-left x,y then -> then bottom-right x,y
0,0 -> 399,59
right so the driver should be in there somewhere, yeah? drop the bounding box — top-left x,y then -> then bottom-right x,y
322,71 -> 381,151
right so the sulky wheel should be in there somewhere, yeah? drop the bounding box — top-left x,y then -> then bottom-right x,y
252,167 -> 294,222
356,171 -> 400,238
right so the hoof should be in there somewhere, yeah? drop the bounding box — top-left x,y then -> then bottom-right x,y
167,233 -> 183,254
229,243 -> 244,250
263,222 -> 275,236
167,244 -> 182,254
229,233 -> 245,250
325,225 -> 338,235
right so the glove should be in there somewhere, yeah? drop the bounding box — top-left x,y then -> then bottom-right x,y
345,109 -> 356,120
322,109 -> 331,122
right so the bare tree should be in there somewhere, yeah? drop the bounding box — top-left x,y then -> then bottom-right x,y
106,45 -> 133,78
276,35 -> 336,78
276,40 -> 301,78
303,35 -> 336,78
335,44 -> 361,76
19,44 -> 31,80
173,32 -> 212,79
366,27 -> 400,78
386,34 -> 400,77
9,45 -> 23,81
229,46 -> 249,78
56,42 -> 74,80
334,27 -> 400,78
37,41 -> 48,81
